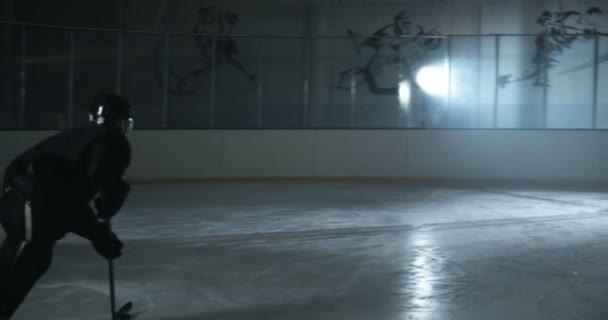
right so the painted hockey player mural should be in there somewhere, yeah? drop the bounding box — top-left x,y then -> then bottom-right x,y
335,11 -> 444,95
498,7 -> 606,88
155,6 -> 257,95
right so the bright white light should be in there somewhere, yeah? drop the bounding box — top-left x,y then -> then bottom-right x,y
398,80 -> 411,109
415,64 -> 449,96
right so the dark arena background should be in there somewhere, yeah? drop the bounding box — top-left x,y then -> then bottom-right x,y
3,0 -> 608,319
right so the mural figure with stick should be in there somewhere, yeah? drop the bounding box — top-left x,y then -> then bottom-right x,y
156,5 -> 257,95
498,7 -> 605,88
335,11 -> 443,95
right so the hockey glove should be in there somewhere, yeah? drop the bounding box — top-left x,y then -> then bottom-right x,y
8,173 -> 34,198
95,180 -> 130,220
92,224 -> 123,260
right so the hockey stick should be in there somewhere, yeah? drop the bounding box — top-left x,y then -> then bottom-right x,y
107,221 -> 133,320
108,257 -> 134,320
109,258 -> 116,317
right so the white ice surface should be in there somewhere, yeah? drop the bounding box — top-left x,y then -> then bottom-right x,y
5,182 -> 608,319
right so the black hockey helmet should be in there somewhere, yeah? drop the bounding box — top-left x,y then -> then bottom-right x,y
89,93 -> 134,133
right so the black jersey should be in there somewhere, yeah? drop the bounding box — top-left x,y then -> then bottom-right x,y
3,124 -> 130,202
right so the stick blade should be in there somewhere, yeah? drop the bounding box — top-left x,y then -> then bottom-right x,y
113,302 -> 133,320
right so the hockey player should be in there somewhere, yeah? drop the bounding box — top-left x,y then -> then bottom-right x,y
0,93 -> 134,319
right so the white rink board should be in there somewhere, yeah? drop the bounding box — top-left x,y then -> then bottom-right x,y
1,129 -> 607,181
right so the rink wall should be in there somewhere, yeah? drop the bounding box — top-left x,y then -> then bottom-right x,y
1,130 -> 608,182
